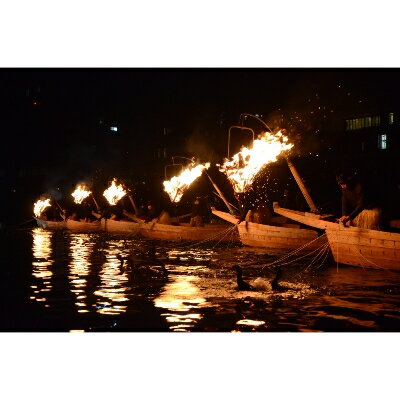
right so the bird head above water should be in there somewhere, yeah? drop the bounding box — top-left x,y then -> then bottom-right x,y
231,265 -> 253,291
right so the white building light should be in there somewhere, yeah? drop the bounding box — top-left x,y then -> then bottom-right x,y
110,126 -> 118,132
378,134 -> 387,150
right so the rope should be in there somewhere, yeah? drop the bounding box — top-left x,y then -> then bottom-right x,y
302,242 -> 331,272
261,238 -> 329,270
260,233 -> 328,270
18,218 -> 35,226
171,223 -> 239,250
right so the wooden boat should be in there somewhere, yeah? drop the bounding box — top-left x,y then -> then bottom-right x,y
138,219 -> 237,242
101,218 -> 140,235
66,219 -> 102,233
123,211 -> 237,242
273,203 -> 400,270
212,209 -> 319,250
35,217 -> 66,230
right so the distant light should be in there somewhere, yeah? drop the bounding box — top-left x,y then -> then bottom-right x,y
110,126 -> 118,132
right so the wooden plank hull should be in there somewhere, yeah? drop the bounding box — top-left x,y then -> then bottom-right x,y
212,209 -> 318,249
272,203 -> 332,229
326,226 -> 400,270
35,217 -> 66,230
273,203 -> 400,270
101,218 -> 140,234
66,219 -> 102,233
138,221 -> 237,242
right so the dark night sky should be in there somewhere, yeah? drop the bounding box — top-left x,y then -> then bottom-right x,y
1,68 -> 400,223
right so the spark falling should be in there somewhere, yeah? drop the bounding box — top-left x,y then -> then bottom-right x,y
219,130 -> 293,193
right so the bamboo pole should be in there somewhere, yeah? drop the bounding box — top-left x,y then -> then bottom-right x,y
212,191 -> 238,211
128,195 -> 140,215
286,158 -> 319,213
205,172 -> 236,213
91,193 -> 100,212
54,200 -> 63,212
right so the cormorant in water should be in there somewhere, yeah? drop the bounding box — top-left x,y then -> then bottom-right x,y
231,265 -> 286,292
231,265 -> 255,291
270,266 -> 287,292
117,253 -> 168,277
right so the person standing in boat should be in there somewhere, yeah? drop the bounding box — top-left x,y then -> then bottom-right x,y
144,201 -> 159,222
336,173 -> 382,230
190,196 -> 209,227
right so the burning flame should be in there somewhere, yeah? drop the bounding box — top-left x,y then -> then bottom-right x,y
163,162 -> 210,202
219,130 -> 293,193
34,198 -> 51,217
71,184 -> 91,204
103,178 -> 127,205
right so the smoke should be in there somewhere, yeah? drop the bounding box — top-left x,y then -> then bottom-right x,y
47,188 -> 63,201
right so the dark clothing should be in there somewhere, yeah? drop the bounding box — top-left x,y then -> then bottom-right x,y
341,181 -> 380,220
191,198 -> 209,218
144,205 -> 158,222
103,203 -> 125,220
69,200 -> 97,221
43,206 -> 63,221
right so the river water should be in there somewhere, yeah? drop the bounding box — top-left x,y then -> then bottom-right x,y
1,227 -> 400,332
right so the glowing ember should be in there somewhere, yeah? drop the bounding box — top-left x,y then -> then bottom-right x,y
71,184 -> 91,204
219,130 -> 293,193
103,178 -> 127,205
34,198 -> 51,217
163,162 -> 210,202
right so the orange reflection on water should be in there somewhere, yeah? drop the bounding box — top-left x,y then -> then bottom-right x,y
31,228 -> 54,304
69,234 -> 94,313
154,275 -> 207,331
94,241 -> 130,315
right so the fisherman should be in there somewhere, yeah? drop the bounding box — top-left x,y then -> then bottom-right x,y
41,206 -> 54,221
190,196 -> 209,227
336,172 -> 382,230
70,199 -> 98,222
235,193 -> 250,223
104,198 -> 128,221
245,203 -> 272,225
144,202 -> 159,223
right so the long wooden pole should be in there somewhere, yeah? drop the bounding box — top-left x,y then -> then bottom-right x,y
91,193 -> 100,212
54,200 -> 63,212
128,195 -> 140,215
205,172 -> 236,213
212,191 -> 238,211
286,158 -> 319,213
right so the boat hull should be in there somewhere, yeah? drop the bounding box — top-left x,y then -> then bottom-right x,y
66,219 -> 102,233
101,218 -> 140,235
273,203 -> 400,270
326,225 -> 400,270
138,220 -> 237,242
212,209 -> 318,249
35,217 -> 66,230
